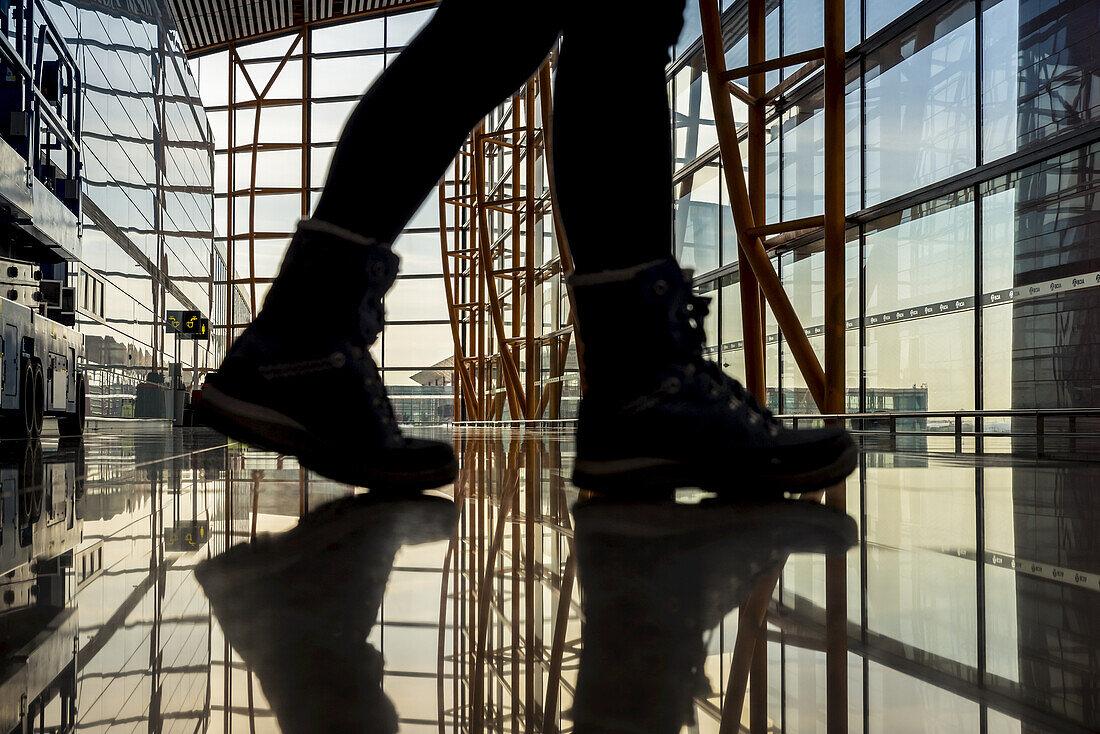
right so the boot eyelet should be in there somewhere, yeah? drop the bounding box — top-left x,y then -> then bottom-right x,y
662,376 -> 681,393
371,261 -> 386,278
330,352 -> 346,368
653,280 -> 669,296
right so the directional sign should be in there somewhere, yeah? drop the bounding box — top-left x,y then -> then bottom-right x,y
166,310 -> 210,340
164,520 -> 209,551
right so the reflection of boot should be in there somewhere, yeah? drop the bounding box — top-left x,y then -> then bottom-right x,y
571,499 -> 857,734
200,218 -> 457,492
195,494 -> 458,734
569,257 -> 857,495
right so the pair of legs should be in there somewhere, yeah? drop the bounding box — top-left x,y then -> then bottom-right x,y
311,0 -> 685,274
200,0 -> 857,495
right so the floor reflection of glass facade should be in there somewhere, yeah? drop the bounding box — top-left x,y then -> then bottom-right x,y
1,424 -> 1096,733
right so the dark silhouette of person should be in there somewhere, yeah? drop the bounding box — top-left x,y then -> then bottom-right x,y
199,0 -> 856,497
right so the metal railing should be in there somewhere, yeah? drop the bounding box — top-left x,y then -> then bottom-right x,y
0,0 -> 81,212
782,408 -> 1100,455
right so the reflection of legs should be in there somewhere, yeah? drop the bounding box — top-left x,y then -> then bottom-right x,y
313,0 -> 561,242
554,4 -> 684,275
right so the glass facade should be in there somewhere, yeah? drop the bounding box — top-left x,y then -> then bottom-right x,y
671,0 -> 1100,418
41,0 -> 220,416
189,8 -> 454,421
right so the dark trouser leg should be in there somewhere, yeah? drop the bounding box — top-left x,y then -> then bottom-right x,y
554,3 -> 686,275
312,0 -> 561,243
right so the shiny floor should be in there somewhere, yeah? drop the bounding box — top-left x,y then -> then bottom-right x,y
0,423 -> 1096,733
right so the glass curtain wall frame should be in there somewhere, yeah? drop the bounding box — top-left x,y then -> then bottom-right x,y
440,60 -> 576,422
673,0 -> 1100,422
191,8 -> 456,420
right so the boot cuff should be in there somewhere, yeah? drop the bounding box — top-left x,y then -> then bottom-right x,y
298,217 -> 387,249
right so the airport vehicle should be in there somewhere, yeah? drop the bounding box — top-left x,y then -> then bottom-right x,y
0,0 -> 85,438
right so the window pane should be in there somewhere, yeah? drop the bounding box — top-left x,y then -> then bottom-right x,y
310,99 -> 358,143
673,58 -> 717,168
865,196 -> 975,412
234,148 -> 303,189
387,9 -> 435,47
980,144 -> 1100,410
386,277 -> 448,321
311,54 -> 384,98
981,0 -> 1100,162
311,17 -> 384,53
779,78 -> 861,220
674,159 -> 720,274
382,324 -> 453,369
394,231 -> 443,275
864,1 -> 976,206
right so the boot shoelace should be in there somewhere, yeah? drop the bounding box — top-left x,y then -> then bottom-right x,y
683,295 -> 780,432
349,343 -> 404,442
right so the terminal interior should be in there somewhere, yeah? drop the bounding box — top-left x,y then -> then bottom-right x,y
0,0 -> 1098,731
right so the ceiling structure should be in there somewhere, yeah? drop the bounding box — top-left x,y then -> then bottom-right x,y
167,0 -> 435,54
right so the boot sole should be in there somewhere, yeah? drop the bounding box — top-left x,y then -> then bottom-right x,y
571,442 -> 859,496
198,384 -> 458,492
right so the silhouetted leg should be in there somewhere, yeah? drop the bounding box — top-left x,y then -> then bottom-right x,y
312,0 -> 561,242
554,3 -> 686,275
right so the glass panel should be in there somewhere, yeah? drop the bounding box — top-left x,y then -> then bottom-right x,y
382,324 -> 453,369
311,17 -> 385,53
256,104 -> 304,145
779,77 -> 861,219
981,0 -> 1100,162
311,54 -> 385,98
235,32 -> 299,61
720,279 -> 746,382
195,51 -> 228,107
673,57 -> 718,169
234,148 -> 302,189
386,277 -> 448,321
866,194 -> 974,313
783,0 -> 861,53
394,231 -> 444,275
866,662 -> 980,732
780,234 -> 860,413
864,1 -> 976,206
310,145 -> 335,188
387,9 -> 435,46
310,99 -> 358,143
865,195 -> 976,412
866,0 -> 924,37
674,159 -> 721,274
250,193 -> 302,233
980,144 -> 1100,410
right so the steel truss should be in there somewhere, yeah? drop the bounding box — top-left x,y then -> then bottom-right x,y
440,60 -> 576,422
697,0 -> 849,731
438,431 -> 581,734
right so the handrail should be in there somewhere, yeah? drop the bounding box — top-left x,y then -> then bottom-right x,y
779,407 -> 1100,421
0,0 -> 82,212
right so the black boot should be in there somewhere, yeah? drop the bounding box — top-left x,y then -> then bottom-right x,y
568,257 -> 857,495
194,494 -> 458,734
571,498 -> 857,734
199,219 -> 457,491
